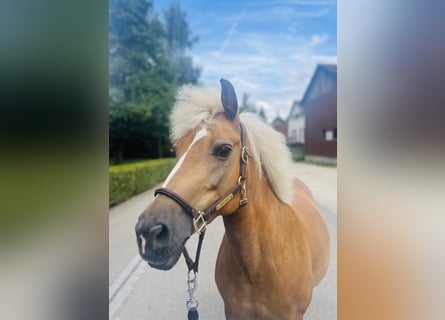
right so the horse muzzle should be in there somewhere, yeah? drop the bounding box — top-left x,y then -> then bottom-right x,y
135,199 -> 194,270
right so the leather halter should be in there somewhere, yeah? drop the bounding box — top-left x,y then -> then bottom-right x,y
154,122 -> 251,235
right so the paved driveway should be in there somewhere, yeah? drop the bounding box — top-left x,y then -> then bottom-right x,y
109,162 -> 337,319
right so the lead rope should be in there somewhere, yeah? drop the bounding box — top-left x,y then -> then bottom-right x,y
183,231 -> 206,320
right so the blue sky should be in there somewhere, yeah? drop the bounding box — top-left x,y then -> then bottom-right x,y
154,0 -> 337,122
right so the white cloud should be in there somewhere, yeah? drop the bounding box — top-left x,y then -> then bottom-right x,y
192,30 -> 334,122
294,7 -> 330,17
255,98 -> 294,122
309,33 -> 329,47
216,8 -> 247,57
232,6 -> 330,25
288,0 -> 335,5
188,0 -> 336,124
241,1 -> 336,8
311,54 -> 337,64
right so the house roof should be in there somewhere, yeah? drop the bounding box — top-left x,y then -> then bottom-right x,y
300,64 -> 337,106
286,100 -> 301,121
321,64 -> 337,75
271,116 -> 286,125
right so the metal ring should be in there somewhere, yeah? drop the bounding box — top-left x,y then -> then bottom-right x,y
187,277 -> 198,293
186,299 -> 199,309
193,212 -> 206,234
241,146 -> 250,164
187,270 -> 196,281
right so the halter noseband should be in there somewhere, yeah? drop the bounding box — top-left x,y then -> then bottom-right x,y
154,122 -> 251,235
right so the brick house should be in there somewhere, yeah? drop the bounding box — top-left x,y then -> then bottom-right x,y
301,64 -> 337,163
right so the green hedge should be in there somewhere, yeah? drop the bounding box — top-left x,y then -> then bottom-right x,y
109,158 -> 176,207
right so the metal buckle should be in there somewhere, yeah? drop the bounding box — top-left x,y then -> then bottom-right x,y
237,176 -> 248,206
186,270 -> 198,309
193,212 -> 206,234
241,146 -> 251,164
239,184 -> 248,206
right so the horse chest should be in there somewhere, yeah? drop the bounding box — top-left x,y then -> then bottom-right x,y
220,284 -> 306,320
216,240 -> 312,320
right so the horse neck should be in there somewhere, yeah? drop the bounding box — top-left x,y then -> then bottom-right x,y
222,163 -> 285,278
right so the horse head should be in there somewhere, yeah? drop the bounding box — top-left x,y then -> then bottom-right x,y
135,79 -> 247,270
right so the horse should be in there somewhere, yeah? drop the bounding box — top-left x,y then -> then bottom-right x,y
135,79 -> 330,320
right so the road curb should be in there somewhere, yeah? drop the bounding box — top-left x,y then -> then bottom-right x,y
109,254 -> 142,302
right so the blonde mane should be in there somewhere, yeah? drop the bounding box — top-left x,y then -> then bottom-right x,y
239,113 -> 293,204
170,84 -> 293,204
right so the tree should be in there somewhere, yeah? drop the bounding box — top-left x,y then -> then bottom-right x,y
109,0 -> 201,163
239,93 -> 267,122
239,93 -> 256,113
258,107 -> 267,122
109,0 -> 168,162
163,3 -> 200,85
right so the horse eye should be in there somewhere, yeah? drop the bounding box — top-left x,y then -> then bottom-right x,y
213,144 -> 232,159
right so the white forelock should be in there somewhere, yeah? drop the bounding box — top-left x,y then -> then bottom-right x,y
169,84 -> 293,205
170,85 -> 223,143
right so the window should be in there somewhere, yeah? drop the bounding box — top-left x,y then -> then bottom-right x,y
325,130 -> 334,141
323,129 -> 335,141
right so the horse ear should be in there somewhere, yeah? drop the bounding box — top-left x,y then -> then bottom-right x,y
220,79 -> 238,121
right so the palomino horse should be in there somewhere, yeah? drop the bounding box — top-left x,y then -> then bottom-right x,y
135,79 -> 330,319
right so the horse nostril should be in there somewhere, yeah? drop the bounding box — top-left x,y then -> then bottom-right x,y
147,224 -> 170,250
148,224 -> 163,236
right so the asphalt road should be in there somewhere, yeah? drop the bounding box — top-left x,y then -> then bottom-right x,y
109,162 -> 337,319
